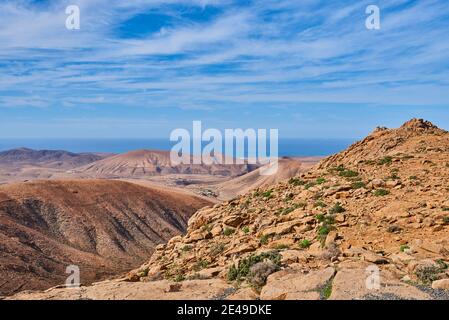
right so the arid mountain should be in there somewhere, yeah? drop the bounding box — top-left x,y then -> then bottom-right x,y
216,157 -> 321,200
8,119 -> 449,300
77,150 -> 258,178
0,148 -> 110,169
0,179 -> 211,296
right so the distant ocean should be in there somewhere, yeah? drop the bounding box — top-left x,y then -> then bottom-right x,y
0,138 -> 355,157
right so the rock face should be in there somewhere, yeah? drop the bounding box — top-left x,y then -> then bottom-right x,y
7,119 -> 449,300
0,180 -> 211,296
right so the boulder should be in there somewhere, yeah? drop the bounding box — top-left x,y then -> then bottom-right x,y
432,279 -> 449,290
260,267 -> 335,300
329,268 -> 430,300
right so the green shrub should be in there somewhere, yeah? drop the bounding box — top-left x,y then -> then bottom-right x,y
314,201 -> 327,208
227,251 -> 281,282
242,226 -> 250,234
210,243 -> 226,256
299,239 -> 311,249
181,245 -> 193,252
400,245 -> 410,252
315,214 -> 326,222
260,235 -> 270,245
334,165 -> 345,172
202,224 -> 212,232
442,216 -> 449,224
351,181 -> 366,189
321,280 -> 333,300
329,202 -> 345,214
374,189 -> 390,197
193,260 -> 209,272
318,226 -> 331,237
227,265 -> 239,282
280,207 -> 296,215
316,178 -> 326,185
174,274 -> 186,282
339,170 -> 359,178
289,178 -> 306,186
223,228 -> 235,236
378,156 -> 393,165
442,207 -> 449,212
415,265 -> 443,284
262,191 -> 273,199
304,182 -> 316,189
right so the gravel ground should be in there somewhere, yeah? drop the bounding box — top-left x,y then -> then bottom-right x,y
415,285 -> 449,300
361,286 -> 449,300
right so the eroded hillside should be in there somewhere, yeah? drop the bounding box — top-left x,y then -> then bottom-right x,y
0,180 -> 211,296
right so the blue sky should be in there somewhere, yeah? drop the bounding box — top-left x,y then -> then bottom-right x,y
0,0 -> 448,139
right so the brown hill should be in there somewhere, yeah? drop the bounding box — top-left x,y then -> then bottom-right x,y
9,119 -> 449,300
0,179 -> 211,296
77,150 -> 258,178
216,157 -> 321,200
0,148 -> 110,169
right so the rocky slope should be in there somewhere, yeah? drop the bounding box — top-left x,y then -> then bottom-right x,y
0,180 -> 211,296
8,119 -> 449,300
77,150 -> 258,178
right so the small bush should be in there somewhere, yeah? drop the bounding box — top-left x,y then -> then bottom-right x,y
242,226 -> 250,234
333,165 -> 345,172
316,178 -> 326,185
374,189 -> 390,197
289,178 -> 306,186
304,182 -> 316,189
174,274 -> 186,282
318,225 -> 331,237
409,176 -> 418,180
400,245 -> 410,252
329,202 -> 346,214
279,207 -> 296,215
351,181 -> 366,189
339,170 -> 359,178
321,280 -> 333,300
227,251 -> 281,282
443,217 -> 449,224
415,265 -> 443,284
202,224 -> 212,232
299,239 -> 311,249
442,207 -> 449,212
260,235 -> 270,245
378,156 -> 393,165
181,245 -> 193,252
262,191 -> 273,199
210,243 -> 226,256
314,201 -> 327,208
315,214 -> 326,223
223,228 -> 235,236
193,260 -> 209,272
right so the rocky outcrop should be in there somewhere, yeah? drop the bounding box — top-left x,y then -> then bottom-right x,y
8,119 -> 449,300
